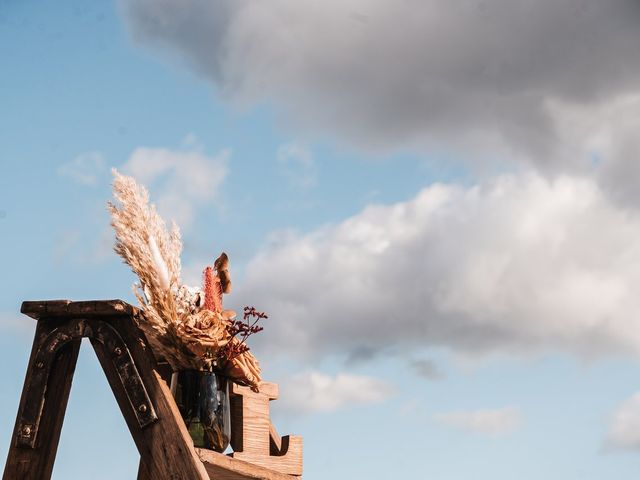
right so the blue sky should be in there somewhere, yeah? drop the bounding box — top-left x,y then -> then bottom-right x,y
3,1 -> 640,479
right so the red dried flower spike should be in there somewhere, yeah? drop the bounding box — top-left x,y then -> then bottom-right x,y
203,265 -> 223,314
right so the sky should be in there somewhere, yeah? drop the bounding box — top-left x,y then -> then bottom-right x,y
2,1 -> 640,478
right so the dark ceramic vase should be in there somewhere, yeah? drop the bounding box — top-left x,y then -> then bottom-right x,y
171,370 -> 231,452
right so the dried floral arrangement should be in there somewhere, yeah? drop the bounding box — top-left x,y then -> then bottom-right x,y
108,170 -> 263,390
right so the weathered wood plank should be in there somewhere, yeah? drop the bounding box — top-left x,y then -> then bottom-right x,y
21,299 -> 136,320
136,458 -> 152,480
6,301 -> 303,480
2,319 -> 81,480
90,314 -> 209,480
197,449 -> 300,480
232,436 -> 303,477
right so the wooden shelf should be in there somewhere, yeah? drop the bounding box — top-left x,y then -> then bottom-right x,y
197,449 -> 298,480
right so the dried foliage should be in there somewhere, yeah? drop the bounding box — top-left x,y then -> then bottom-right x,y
223,307 -> 267,360
108,170 -> 263,389
220,307 -> 266,392
108,169 -> 187,367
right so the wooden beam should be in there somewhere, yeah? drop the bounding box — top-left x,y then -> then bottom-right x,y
3,319 -> 81,480
21,299 -> 136,320
197,449 -> 300,480
90,314 -> 209,480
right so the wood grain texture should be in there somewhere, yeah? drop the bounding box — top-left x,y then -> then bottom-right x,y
197,449 -> 300,480
5,300 -> 303,480
232,437 -> 303,476
3,319 -> 81,480
230,383 -> 274,455
21,299 -> 136,320
269,422 -> 282,454
229,383 -> 303,476
90,314 -> 209,480
136,458 -> 151,480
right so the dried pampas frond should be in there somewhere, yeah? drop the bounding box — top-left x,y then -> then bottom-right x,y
109,169 -> 189,369
108,169 -> 262,388
108,169 -> 182,314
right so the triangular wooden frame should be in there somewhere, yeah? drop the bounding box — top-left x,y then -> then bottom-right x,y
2,300 -> 301,480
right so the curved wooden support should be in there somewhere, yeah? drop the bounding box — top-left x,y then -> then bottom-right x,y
15,318 -> 157,448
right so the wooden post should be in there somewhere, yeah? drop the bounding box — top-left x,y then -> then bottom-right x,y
3,318 -> 81,480
89,315 -> 209,480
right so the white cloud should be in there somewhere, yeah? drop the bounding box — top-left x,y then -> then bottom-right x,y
239,172 -> 640,361
118,1 -> 640,363
121,144 -> 229,228
277,142 -> 316,188
278,371 -> 395,414
58,151 -> 105,186
434,406 -> 522,436
120,0 -> 640,170
604,393 -> 640,451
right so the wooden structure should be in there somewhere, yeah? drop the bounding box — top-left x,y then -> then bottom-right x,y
2,300 -> 302,480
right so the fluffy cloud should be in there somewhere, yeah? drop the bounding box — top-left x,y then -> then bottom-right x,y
434,406 -> 522,436
120,0 -> 640,168
122,145 -> 229,228
118,1 -> 640,362
550,94 -> 640,207
278,371 -> 395,414
239,172 -> 640,361
604,393 -> 640,451
58,151 -> 105,186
